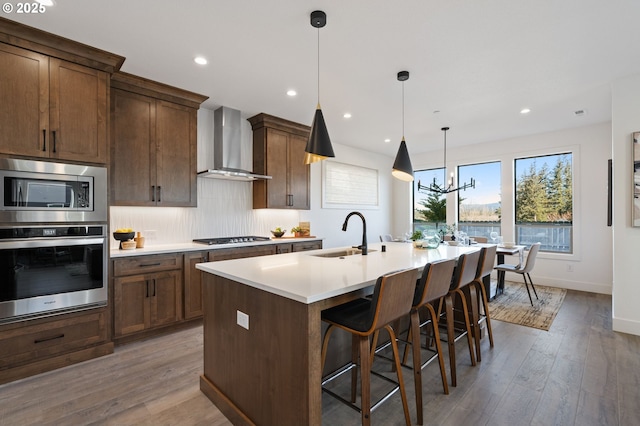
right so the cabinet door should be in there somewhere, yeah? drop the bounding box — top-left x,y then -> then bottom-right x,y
113,275 -> 150,337
0,43 -> 49,158
49,59 -> 108,164
156,101 -> 197,206
288,134 -> 310,209
110,89 -> 157,206
291,241 -> 323,252
150,270 -> 183,327
265,128 -> 290,208
184,252 -> 206,319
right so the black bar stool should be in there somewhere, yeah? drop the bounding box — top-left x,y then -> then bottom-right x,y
320,268 -> 419,426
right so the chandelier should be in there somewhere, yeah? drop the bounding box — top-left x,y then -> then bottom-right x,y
418,127 -> 475,194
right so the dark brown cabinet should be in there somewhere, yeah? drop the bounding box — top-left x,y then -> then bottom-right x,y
112,253 -> 183,339
110,72 -> 208,207
184,251 -> 207,320
208,244 -> 278,262
249,113 -> 311,209
292,241 -> 323,252
0,42 -> 109,164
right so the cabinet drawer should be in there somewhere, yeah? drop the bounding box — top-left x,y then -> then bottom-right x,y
291,241 -> 323,252
113,253 -> 182,276
208,245 -> 277,261
0,310 -> 108,369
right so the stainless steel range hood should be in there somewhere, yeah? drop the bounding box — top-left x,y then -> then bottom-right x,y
197,106 -> 271,181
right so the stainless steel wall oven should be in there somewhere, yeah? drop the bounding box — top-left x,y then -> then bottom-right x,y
0,159 -> 107,322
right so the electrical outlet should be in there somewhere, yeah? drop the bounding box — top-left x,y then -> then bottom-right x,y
237,310 -> 249,330
566,264 -> 574,272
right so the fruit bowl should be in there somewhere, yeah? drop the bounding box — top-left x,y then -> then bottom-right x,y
271,230 -> 285,238
113,231 -> 135,249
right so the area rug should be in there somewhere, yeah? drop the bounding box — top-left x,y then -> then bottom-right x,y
489,281 -> 566,331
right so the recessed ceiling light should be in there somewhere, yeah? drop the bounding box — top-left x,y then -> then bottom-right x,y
343,113 -> 352,119
286,90 -> 297,97
520,108 -> 531,114
194,57 -> 208,65
384,138 -> 391,143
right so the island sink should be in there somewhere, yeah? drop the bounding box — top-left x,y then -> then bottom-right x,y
311,248 -> 377,258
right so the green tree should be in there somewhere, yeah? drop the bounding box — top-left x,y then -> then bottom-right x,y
516,161 -> 549,222
416,191 -> 446,227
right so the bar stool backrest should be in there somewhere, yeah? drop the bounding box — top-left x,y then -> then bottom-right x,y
414,258 -> 457,307
451,250 -> 481,291
475,245 -> 497,280
367,268 -> 419,333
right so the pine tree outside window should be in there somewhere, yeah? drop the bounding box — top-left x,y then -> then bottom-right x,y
514,153 -> 573,253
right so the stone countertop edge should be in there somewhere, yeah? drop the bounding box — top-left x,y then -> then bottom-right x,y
109,237 -> 324,258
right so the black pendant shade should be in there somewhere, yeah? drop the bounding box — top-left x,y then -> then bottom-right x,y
392,70 -> 414,181
304,104 -> 335,164
392,138 -> 414,181
304,10 -> 335,165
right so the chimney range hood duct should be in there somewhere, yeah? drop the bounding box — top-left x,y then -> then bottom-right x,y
197,106 -> 271,181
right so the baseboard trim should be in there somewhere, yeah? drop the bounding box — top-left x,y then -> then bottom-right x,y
500,274 -> 611,295
612,317 -> 640,337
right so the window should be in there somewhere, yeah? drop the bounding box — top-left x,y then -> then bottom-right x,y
514,153 -> 573,253
457,161 -> 501,240
413,168 -> 447,235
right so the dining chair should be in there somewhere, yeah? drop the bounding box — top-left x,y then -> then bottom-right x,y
494,242 -> 541,306
469,236 -> 488,243
379,234 -> 393,242
439,250 -> 481,387
320,268 -> 419,426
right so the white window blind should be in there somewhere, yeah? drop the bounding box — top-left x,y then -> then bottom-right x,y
322,161 -> 379,209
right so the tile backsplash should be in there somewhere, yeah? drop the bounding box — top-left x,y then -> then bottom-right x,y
110,178 -> 300,245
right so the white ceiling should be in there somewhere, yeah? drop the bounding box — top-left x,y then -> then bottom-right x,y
8,1 -> 640,157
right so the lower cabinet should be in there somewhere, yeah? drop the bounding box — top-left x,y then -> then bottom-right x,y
184,251 -> 207,320
112,253 -> 183,340
292,241 -> 323,252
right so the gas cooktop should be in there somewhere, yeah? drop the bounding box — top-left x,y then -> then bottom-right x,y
193,236 -> 271,245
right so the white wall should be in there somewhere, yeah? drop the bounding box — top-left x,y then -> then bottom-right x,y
395,122 -> 613,295
111,108 -> 394,250
611,73 -> 640,336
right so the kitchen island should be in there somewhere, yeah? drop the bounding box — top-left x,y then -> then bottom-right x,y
196,242 -> 479,425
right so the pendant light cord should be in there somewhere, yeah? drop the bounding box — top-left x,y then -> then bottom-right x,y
443,128 -> 447,186
402,81 -> 405,139
317,26 -> 320,105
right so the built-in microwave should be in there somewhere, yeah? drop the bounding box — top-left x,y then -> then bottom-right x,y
0,158 -> 107,223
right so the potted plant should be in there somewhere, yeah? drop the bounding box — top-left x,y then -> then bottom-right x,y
291,226 -> 305,238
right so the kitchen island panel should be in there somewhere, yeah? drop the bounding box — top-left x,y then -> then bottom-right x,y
201,273 -> 328,425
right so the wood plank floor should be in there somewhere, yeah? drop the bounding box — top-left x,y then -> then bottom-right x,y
0,289 -> 639,425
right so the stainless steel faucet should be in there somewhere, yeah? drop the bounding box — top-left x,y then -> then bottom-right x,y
342,211 -> 367,255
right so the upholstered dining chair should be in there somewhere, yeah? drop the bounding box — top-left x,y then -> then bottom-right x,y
379,234 -> 393,242
320,268 -> 418,426
494,242 -> 541,306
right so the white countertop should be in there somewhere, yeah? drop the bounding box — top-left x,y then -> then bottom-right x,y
196,242 -> 480,304
109,237 -> 323,258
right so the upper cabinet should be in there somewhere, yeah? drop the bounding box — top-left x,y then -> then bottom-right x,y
0,18 -> 124,164
248,113 -> 311,209
110,72 -> 208,207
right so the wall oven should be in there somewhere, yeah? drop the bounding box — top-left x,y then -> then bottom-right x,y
0,159 -> 108,323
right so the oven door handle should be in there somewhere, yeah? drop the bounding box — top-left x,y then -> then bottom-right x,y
0,237 -> 105,250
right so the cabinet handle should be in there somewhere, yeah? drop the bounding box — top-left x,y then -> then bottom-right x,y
34,333 -> 64,344
52,130 -> 57,153
151,185 -> 156,202
139,262 -> 161,267
157,186 -> 161,203
42,129 -> 46,151
146,280 -> 150,298
287,194 -> 293,206
152,279 -> 156,297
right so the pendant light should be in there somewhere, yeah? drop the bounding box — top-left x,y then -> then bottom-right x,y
418,127 -> 475,193
304,10 -> 335,165
392,70 -> 414,181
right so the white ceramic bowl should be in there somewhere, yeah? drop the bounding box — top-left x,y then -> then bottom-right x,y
447,241 -> 459,246
502,242 -> 515,248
